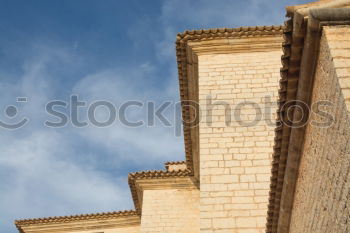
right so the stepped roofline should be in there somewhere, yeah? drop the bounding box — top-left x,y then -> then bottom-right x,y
14,160 -> 193,232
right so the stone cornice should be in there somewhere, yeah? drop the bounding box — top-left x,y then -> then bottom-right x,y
15,210 -> 140,233
187,36 -> 283,55
128,169 -> 196,214
176,26 -> 284,180
286,0 -> 350,17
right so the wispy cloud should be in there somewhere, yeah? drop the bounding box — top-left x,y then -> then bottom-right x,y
72,68 -> 184,164
0,44 -> 182,233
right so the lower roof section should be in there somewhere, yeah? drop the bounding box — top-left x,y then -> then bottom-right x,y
128,167 -> 197,214
15,210 -> 140,233
15,161 -> 194,233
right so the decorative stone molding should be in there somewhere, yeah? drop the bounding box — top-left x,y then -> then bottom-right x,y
286,0 -> 350,17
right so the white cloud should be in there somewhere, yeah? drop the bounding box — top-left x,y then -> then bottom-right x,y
0,47 -> 147,233
72,68 -> 184,164
0,1 -> 313,232
0,130 -> 132,219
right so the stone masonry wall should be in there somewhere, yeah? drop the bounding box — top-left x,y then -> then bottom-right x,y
198,50 -> 282,233
140,189 -> 199,233
289,26 -> 350,233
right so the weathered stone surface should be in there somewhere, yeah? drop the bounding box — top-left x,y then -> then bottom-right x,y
289,25 -> 350,233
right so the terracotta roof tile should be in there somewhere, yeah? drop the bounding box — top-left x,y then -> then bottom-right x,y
164,161 -> 187,165
15,210 -> 138,226
266,18 -> 304,233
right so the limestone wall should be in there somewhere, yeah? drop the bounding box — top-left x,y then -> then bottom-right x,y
289,26 -> 350,233
140,189 -> 199,233
198,50 -> 281,233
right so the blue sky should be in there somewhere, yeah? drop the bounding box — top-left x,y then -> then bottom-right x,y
0,0 -> 310,232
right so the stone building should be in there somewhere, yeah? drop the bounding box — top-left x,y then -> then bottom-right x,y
15,0 -> 350,232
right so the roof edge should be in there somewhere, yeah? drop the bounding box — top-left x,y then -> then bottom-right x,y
176,25 -> 283,41
15,210 -> 139,227
128,169 -> 194,214
164,160 -> 186,165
